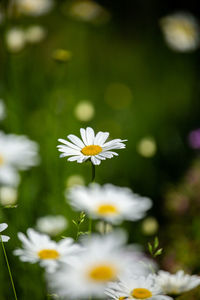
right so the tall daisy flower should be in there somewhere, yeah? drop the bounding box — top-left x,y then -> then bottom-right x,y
105,274 -> 172,300
47,231 -> 134,298
0,131 -> 39,186
156,270 -> 200,296
14,229 -> 81,273
0,223 -> 10,242
67,183 -> 152,224
57,127 -> 127,165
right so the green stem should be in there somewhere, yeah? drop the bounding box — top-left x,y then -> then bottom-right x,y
0,237 -> 18,300
88,162 -> 96,235
91,163 -> 96,182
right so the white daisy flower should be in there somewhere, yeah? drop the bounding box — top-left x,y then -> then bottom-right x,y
0,131 -> 39,186
57,127 -> 127,165
5,28 -> 26,53
0,186 -> 18,206
36,215 -> 68,237
156,270 -> 200,296
160,12 -> 200,52
105,274 -> 172,300
16,0 -> 53,16
25,25 -> 47,44
47,231 -> 132,298
14,229 -> 81,273
0,223 -> 10,242
67,183 -> 152,224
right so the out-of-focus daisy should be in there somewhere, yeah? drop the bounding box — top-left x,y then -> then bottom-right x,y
36,215 -> 68,236
47,231 -> 131,298
74,100 -> 95,122
67,183 -> 152,224
69,0 -> 110,24
5,28 -> 26,53
141,217 -> 159,236
0,99 -> 6,121
66,174 -> 85,188
0,223 -> 10,242
0,186 -> 18,206
137,137 -> 157,158
0,131 -> 39,186
25,25 -> 47,44
123,245 -> 158,277
57,127 -> 127,165
106,274 -> 172,300
16,0 -> 53,16
156,270 -> 200,296
160,12 -> 200,52
14,229 -> 81,273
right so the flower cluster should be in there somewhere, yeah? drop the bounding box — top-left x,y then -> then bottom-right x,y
2,127 -> 200,299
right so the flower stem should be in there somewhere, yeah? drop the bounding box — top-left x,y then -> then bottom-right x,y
0,237 -> 18,300
88,162 -> 95,235
91,163 -> 96,182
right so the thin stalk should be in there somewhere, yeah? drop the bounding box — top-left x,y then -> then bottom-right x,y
88,162 -> 96,235
88,162 -> 96,300
91,163 -> 96,182
0,237 -> 18,300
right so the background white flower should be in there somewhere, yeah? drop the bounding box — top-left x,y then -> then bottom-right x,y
48,231 -> 132,298
25,25 -> 47,44
160,12 -> 200,52
36,215 -> 68,236
0,223 -> 10,242
5,28 -> 26,53
67,183 -> 152,224
156,270 -> 200,296
16,0 -> 54,16
106,274 -> 172,300
14,228 -> 81,273
0,131 -> 39,186
0,186 -> 18,206
57,127 -> 127,165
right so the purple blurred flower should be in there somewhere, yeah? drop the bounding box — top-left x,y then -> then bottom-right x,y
188,129 -> 200,149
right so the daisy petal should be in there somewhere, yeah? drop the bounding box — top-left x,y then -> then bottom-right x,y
80,128 -> 88,145
67,135 -> 85,148
58,139 -> 81,150
0,235 -> 10,242
94,132 -> 109,145
91,156 -> 101,165
86,127 -> 95,145
0,223 -> 8,232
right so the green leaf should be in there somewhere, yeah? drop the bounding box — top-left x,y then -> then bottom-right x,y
148,242 -> 153,255
154,248 -> 163,257
154,237 -> 159,249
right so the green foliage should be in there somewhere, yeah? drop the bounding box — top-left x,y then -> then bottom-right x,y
148,237 -> 163,258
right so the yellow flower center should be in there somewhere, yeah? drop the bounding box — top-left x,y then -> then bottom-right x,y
131,288 -> 152,299
119,297 -> 128,300
38,249 -> 60,260
0,154 -> 4,166
88,264 -> 117,282
81,145 -> 102,156
97,204 -> 119,216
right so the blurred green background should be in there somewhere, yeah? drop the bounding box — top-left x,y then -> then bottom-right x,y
1,0 -> 200,299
